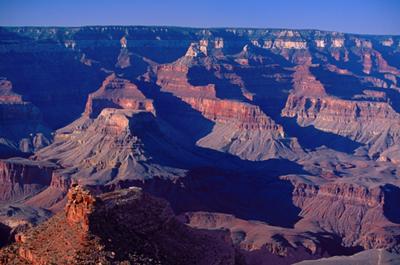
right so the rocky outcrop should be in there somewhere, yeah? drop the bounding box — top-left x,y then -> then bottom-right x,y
331,38 -> 345,48
282,95 -> 399,125
0,158 -> 57,202
357,49 -> 400,76
0,78 -> 51,156
291,66 -> 326,96
49,173 -> 72,192
283,175 -> 400,252
272,39 -> 307,50
183,97 -> 280,129
314,39 -> 326,48
282,95 -> 400,157
191,101 -> 303,160
156,64 -> 217,98
84,74 -> 155,118
255,30 -> 308,50
35,106 -> 198,185
185,42 -> 208,57
0,185 -> 237,265
65,185 -> 96,232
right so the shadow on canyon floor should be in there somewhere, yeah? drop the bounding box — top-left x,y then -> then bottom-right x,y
102,166 -> 305,228
383,184 -> 400,224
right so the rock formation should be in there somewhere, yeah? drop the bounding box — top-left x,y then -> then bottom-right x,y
282,94 -> 400,157
155,50 -> 304,161
0,78 -> 51,156
84,74 -> 155,118
0,185 -> 237,265
282,174 -> 400,252
35,108 -> 186,185
0,158 -> 56,202
24,171 -> 72,212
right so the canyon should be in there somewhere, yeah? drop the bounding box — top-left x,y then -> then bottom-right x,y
0,26 -> 399,264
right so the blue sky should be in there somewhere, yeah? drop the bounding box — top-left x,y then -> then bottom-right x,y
0,0 -> 399,35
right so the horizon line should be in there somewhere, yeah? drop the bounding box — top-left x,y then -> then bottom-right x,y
1,24 -> 399,37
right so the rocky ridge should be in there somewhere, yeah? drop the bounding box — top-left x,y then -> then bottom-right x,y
0,185 -> 237,265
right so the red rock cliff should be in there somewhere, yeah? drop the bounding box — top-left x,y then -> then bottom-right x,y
84,74 -> 155,118
0,158 -> 56,201
284,176 -> 400,251
0,185 -> 237,265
